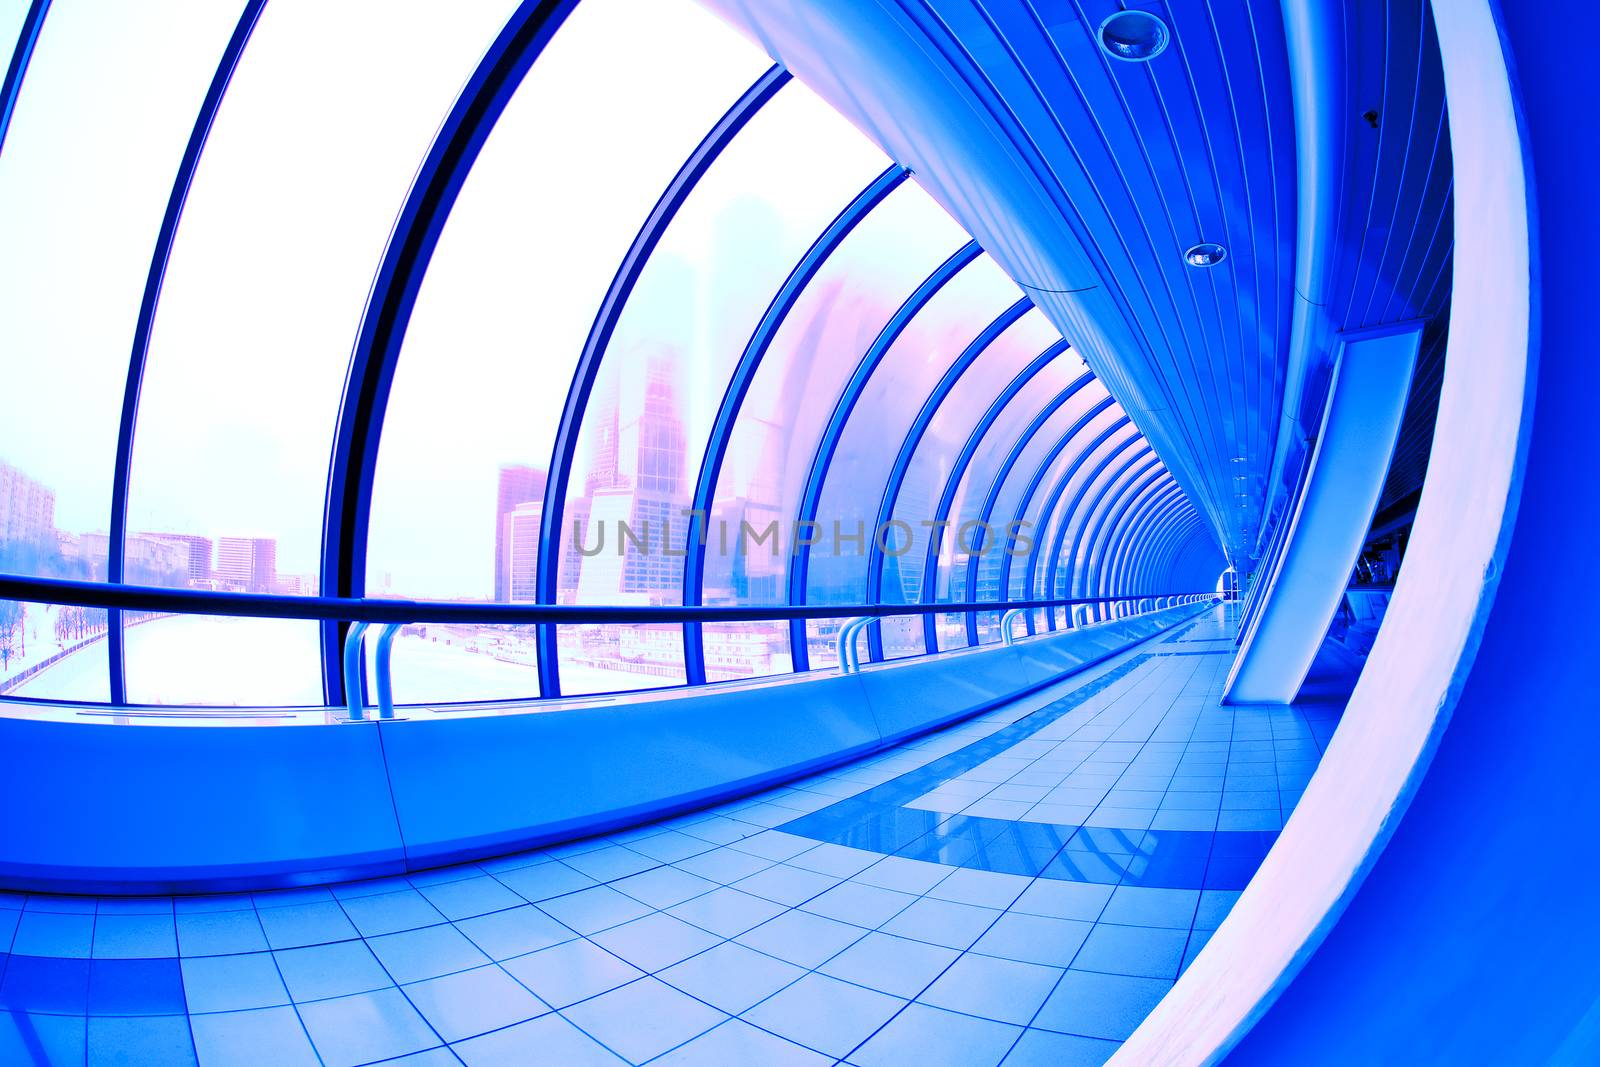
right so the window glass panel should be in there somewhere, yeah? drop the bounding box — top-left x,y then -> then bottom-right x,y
0,1 -> 244,581
0,600 -> 110,702
702,182 -> 970,622
126,0 -> 521,601
364,0 -> 768,701
556,83 -> 889,695
806,255 -> 1021,615
0,0 -> 33,72
1010,400 -> 1122,600
879,310 -> 1063,657
123,615 -> 321,706
1033,420 -> 1139,602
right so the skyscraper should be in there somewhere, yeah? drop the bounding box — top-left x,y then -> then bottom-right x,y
503,501 -> 542,602
214,537 -> 277,593
495,465 -> 546,601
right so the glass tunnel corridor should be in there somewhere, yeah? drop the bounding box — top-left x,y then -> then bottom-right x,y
1,0 -> 1595,1063
0,605 -> 1349,1066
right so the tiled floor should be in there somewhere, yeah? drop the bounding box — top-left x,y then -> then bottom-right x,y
0,605 -> 1343,1066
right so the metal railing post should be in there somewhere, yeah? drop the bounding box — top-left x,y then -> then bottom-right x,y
1000,607 -> 1027,646
341,621 -> 370,721
374,623 -> 402,720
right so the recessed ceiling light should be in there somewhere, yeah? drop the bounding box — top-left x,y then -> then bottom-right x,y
1099,10 -> 1170,62
1185,242 -> 1227,267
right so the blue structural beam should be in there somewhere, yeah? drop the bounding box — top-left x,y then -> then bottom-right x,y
1043,440 -> 1149,613
0,0 -> 48,159
1225,323 -> 1421,704
1070,458 -> 1165,627
322,0 -> 590,704
927,369 -> 1101,648
681,164 -> 909,685
1109,484 -> 1188,612
531,66 -> 789,697
106,0 -> 267,707
786,240 -> 983,671
1099,476 -> 1181,614
1009,412 -> 1127,632
862,296 -> 1033,660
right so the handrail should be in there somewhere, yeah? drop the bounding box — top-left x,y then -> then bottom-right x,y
836,617 -> 873,673
341,622 -> 370,721
0,573 -> 1215,627
1000,607 -> 1028,646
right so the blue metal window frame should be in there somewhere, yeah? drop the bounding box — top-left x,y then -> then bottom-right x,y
1045,440 -> 1152,612
785,239 -> 983,672
1085,468 -> 1173,620
1131,495 -> 1198,613
1137,506 -> 1205,601
1106,481 -> 1186,611
861,296 -> 1034,661
1021,418 -> 1136,631
680,163 -> 909,685
105,0 -> 267,705
911,353 -> 1091,652
987,399 -> 1120,637
0,0 -> 47,159
320,0 -> 588,706
1069,455 -> 1163,608
526,65 -> 790,699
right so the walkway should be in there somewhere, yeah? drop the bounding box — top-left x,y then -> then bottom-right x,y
0,604 -> 1342,1066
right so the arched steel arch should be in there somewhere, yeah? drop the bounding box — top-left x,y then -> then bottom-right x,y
920,370 -> 1102,652
860,295 -> 1034,661
1042,436 -> 1147,613
987,399 -> 1121,637
104,0 -> 267,705
521,65 -> 791,698
1032,420 -> 1142,630
1119,491 -> 1194,614
319,0 -> 596,702
1104,480 -> 1186,616
1107,482 -> 1188,613
785,239 -> 983,670
0,0 -> 49,159
1089,469 -> 1177,619
1093,470 -> 1179,612
1056,449 -> 1160,626
1144,512 -> 1212,595
679,163 -> 909,685
1074,461 -> 1168,622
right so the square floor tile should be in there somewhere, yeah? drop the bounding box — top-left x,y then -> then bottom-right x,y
1002,1026 -> 1119,1066
850,857 -> 951,895
1100,887 -> 1200,930
338,889 -> 446,938
590,912 -> 720,973
87,1013 -> 196,1066
298,987 -> 437,1067
403,963 -> 548,1042
1032,969 -> 1172,1041
880,898 -> 1001,950
926,868 -> 1032,910
0,1011 -> 85,1065
1011,880 -> 1112,922
416,876 -> 524,921
651,1017 -> 829,1066
176,911 -> 269,957
1194,890 -> 1241,930
180,952 -> 288,1014
86,958 -> 186,1016
367,925 -> 490,985
850,1002 -> 1020,1067
457,905 -> 574,960
536,887 -> 653,936
674,847 -> 772,885
562,976 -> 726,1063
1072,924 -> 1187,980
495,862 -> 598,903
659,941 -> 805,1015
611,866 -> 720,911
500,939 -> 644,1009
742,972 -> 905,1060
91,914 -> 176,959
0,955 -> 90,1014
800,882 -> 917,929
919,953 -> 1061,1025
189,1005 -> 318,1067
972,912 -> 1093,968
453,1010 -> 625,1066
818,931 -> 958,1000
734,864 -> 840,907
274,940 -> 391,1002
12,912 -> 93,958
255,902 -> 357,951
737,909 -> 867,969
668,887 -> 786,938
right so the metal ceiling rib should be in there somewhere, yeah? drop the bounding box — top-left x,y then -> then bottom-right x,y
696,0 -> 1454,572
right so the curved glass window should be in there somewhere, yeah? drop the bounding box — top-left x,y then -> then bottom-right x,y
0,1 -> 243,584
876,309 -> 1064,657
120,0 -> 519,705
700,183 -> 969,679
553,81 -> 889,696
1035,419 -> 1140,627
0,600 -> 110,702
363,0 -> 769,704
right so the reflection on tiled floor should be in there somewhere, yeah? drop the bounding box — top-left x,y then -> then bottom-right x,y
0,605 -> 1342,1066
